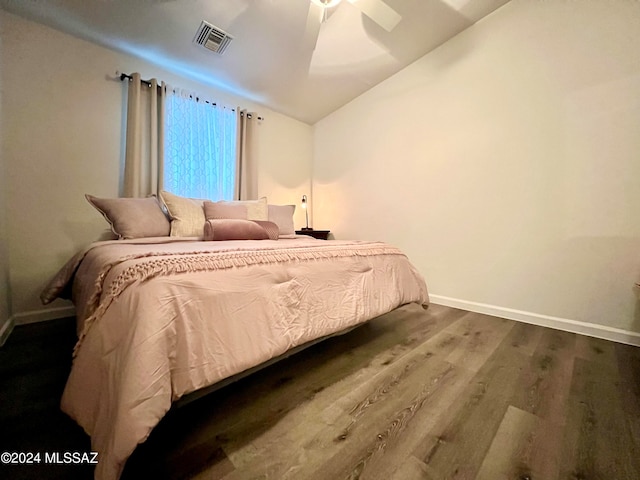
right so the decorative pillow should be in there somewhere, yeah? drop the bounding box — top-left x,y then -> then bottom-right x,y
253,220 -> 280,240
203,219 -> 271,241
85,194 -> 170,239
203,201 -> 247,220
160,191 -> 206,237
204,197 -> 268,221
268,204 -> 295,237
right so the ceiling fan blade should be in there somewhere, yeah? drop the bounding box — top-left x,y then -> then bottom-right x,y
302,1 -> 324,51
346,0 -> 401,32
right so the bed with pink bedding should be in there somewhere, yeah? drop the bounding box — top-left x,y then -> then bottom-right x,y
41,235 -> 429,480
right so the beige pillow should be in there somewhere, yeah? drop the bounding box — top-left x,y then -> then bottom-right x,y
268,204 -> 295,236
203,202 -> 246,220
204,197 -> 268,221
86,194 -> 170,239
160,191 -> 206,237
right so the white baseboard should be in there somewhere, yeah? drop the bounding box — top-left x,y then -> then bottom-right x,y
0,317 -> 15,347
12,305 -> 76,326
430,294 -> 640,347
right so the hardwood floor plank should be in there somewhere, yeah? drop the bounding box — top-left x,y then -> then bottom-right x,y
126,439 -> 235,480
223,347 -> 469,478
408,319 -> 527,480
345,315 -> 518,480
389,455 -> 439,480
502,320 -> 545,357
330,325 -> 470,416
575,334 -> 618,365
0,317 -> 93,480
443,312 -> 515,372
559,357 -> 640,480
615,342 -> 640,453
289,311 -> 483,480
473,327 -> 578,480
475,405 -> 561,480
510,328 -> 576,425
311,360 -> 466,480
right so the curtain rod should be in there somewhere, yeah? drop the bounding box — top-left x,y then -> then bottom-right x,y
118,71 -> 263,120
118,72 -> 217,107
242,112 -> 263,121
119,72 -> 149,86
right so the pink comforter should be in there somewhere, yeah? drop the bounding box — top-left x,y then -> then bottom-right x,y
42,237 -> 428,480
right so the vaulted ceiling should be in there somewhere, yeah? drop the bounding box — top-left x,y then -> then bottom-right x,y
0,0 -> 509,124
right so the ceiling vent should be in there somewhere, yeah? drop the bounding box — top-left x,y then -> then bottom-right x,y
193,21 -> 233,54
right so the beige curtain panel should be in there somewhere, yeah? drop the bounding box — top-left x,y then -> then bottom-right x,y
123,72 -> 166,198
236,109 -> 259,200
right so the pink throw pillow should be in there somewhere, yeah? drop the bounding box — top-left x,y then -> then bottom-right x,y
204,219 -> 277,241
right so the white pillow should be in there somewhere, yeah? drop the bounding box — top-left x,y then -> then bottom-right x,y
268,204 -> 295,236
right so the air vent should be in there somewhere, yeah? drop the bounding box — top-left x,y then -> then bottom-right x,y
193,21 -> 233,54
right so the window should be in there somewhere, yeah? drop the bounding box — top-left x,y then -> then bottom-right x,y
163,90 -> 237,200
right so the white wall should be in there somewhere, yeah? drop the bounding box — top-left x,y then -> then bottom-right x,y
0,13 -> 13,342
0,11 -> 312,320
313,0 -> 640,335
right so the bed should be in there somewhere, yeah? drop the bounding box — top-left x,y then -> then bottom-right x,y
41,235 -> 429,480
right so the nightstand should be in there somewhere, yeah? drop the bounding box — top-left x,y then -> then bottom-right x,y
296,229 -> 331,240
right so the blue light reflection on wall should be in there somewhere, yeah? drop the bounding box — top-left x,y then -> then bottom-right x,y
111,40 -> 266,105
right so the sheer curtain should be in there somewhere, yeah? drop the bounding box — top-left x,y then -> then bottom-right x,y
164,88 -> 237,200
123,73 -> 165,197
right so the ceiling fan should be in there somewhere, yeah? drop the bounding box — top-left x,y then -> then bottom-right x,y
304,0 -> 402,50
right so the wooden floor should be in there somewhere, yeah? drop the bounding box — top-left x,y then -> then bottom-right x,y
0,317 -> 92,480
1,304 -> 640,479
